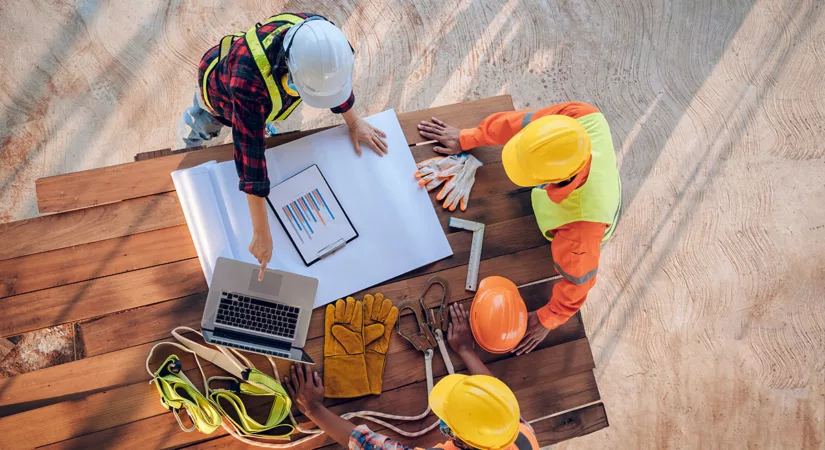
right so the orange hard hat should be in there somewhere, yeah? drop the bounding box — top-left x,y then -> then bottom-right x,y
469,276 -> 528,354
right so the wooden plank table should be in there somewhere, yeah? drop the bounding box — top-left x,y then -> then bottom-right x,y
0,96 -> 608,449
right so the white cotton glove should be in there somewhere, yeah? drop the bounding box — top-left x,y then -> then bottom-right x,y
436,155 -> 483,211
414,155 -> 466,191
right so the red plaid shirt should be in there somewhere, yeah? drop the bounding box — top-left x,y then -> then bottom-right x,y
198,12 -> 355,197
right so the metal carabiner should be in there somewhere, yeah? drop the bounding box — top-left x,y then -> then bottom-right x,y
418,276 -> 451,332
395,299 -> 438,351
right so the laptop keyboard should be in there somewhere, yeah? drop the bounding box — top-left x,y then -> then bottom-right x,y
216,291 -> 300,339
210,328 -> 292,359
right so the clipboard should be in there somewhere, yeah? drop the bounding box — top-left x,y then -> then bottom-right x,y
266,165 -> 358,266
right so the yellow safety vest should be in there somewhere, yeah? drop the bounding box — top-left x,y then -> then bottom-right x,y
201,13 -> 305,123
531,112 -> 622,242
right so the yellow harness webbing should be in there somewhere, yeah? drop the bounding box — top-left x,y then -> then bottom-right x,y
148,326 -> 449,447
201,14 -> 304,123
146,328 -> 297,442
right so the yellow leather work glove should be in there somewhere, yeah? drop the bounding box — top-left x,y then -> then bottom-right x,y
362,293 -> 399,395
324,297 -> 370,398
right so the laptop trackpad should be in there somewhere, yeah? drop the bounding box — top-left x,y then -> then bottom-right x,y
248,271 -> 283,296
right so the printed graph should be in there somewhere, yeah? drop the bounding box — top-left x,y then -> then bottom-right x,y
282,189 -> 337,242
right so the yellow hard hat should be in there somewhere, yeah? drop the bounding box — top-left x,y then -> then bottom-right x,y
502,115 -> 591,186
429,374 -> 520,450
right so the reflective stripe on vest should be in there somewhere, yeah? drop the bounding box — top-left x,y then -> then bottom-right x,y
201,13 -> 304,123
531,112 -> 622,243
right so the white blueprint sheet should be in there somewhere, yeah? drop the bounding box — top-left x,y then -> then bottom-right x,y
172,110 -> 453,307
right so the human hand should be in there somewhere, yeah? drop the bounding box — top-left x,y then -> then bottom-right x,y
349,119 -> 388,157
417,117 -> 462,155
283,363 -> 325,416
513,311 -> 549,355
447,302 -> 475,357
248,227 -> 272,281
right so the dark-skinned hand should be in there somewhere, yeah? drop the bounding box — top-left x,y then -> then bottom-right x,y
512,311 -> 550,355
417,117 -> 462,155
283,363 -> 325,415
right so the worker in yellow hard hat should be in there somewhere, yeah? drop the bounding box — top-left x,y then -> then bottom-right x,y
417,102 -> 621,354
284,303 -> 539,450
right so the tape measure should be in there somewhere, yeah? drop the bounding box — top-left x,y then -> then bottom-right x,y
448,217 -> 485,291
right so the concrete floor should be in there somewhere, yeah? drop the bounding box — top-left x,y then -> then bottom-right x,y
1,0 -> 824,447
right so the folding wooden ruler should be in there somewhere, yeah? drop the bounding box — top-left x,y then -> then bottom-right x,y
448,217 -> 485,291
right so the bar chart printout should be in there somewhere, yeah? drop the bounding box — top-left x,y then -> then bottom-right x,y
270,165 -> 358,265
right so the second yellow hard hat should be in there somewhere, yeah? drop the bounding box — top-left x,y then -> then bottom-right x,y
429,374 -> 521,450
502,115 -> 591,186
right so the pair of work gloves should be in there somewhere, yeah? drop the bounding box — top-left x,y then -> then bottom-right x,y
324,294 -> 399,398
415,154 -> 483,211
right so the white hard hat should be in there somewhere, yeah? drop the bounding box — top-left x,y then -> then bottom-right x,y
283,18 -> 354,109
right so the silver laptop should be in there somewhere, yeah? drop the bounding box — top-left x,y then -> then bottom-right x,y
201,257 -> 318,364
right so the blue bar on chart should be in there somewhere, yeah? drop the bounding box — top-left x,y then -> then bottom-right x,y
314,189 -> 335,220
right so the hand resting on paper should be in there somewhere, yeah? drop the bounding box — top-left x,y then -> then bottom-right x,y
343,109 -> 388,157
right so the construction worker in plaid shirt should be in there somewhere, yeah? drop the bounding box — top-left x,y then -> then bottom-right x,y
416,102 -> 621,354
177,13 -> 387,280
283,303 -> 540,450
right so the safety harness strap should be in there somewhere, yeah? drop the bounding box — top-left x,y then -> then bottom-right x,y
151,354 -> 223,434
244,24 -> 284,123
200,13 -> 304,122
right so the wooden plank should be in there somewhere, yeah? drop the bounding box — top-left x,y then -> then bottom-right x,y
436,189 -> 533,229
0,192 -> 183,261
0,226 -> 196,299
0,259 -> 206,338
35,97 -> 513,214
134,147 -> 172,161
531,403 -> 609,446
28,339 -> 592,450
77,293 -> 206,358
0,341 -> 166,414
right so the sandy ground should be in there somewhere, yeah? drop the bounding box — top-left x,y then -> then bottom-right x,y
1,0 -> 823,447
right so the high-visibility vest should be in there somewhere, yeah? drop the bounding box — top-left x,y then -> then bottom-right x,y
531,112 -> 622,243
200,13 -> 305,123
419,422 -> 540,450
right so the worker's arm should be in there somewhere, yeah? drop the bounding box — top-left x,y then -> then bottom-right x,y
283,364 -> 414,450
447,303 -> 494,377
341,107 -> 388,157
417,102 -> 599,154
283,364 -> 356,447
231,85 -> 273,279
514,221 -> 605,354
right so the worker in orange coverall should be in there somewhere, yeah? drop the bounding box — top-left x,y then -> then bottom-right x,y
417,102 -> 621,354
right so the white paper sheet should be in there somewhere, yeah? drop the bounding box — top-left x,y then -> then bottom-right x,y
173,110 -> 453,307
171,162 -> 233,286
